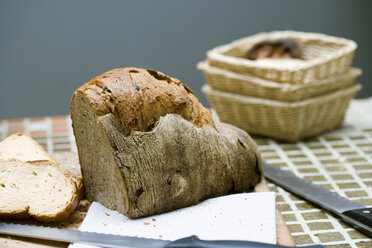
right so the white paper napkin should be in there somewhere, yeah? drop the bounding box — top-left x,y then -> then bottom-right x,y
69,192 -> 276,248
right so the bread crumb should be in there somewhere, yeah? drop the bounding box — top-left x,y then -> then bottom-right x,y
143,222 -> 151,225
104,212 -> 110,216
103,223 -> 108,226
159,235 -> 163,238
152,218 -> 156,222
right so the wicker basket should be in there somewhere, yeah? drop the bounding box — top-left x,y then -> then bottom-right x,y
202,84 -> 361,142
198,61 -> 361,102
207,31 -> 357,84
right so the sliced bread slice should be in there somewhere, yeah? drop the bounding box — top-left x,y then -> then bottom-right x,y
0,133 -> 84,199
0,159 -> 78,222
0,134 -> 79,221
0,133 -> 55,163
53,152 -> 84,199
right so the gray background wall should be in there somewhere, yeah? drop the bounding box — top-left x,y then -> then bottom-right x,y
0,0 -> 371,119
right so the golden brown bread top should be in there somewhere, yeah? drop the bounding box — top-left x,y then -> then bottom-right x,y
73,68 -> 215,131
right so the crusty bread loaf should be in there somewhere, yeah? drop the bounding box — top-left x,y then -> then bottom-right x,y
0,134 -> 79,222
71,68 -> 262,218
0,159 -> 78,222
0,134 -> 84,199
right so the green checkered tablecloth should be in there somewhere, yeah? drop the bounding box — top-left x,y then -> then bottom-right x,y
255,99 -> 372,247
0,99 -> 371,247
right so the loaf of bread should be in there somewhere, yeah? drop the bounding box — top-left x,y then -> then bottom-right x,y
71,68 -> 262,218
0,134 -> 79,222
247,39 -> 302,60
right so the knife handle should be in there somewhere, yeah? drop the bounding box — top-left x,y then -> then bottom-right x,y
165,235 -> 324,248
342,207 -> 372,237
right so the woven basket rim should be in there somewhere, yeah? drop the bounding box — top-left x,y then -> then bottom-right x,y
197,60 -> 362,90
202,84 -> 361,108
207,30 -> 357,71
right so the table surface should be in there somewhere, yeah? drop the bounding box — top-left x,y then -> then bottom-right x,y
0,99 -> 371,247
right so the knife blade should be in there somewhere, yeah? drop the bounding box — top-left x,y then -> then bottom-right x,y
0,222 -> 323,248
263,161 -> 372,238
0,222 -> 168,248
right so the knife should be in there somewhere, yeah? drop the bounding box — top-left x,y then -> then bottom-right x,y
263,161 -> 372,238
0,222 -> 323,248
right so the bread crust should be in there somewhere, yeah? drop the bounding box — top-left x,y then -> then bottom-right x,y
0,208 -> 31,220
75,68 -> 215,131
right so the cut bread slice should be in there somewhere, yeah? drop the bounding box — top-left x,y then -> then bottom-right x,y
0,134 -> 80,221
0,133 -> 55,163
53,152 -> 84,199
0,159 -> 78,222
0,133 -> 84,199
